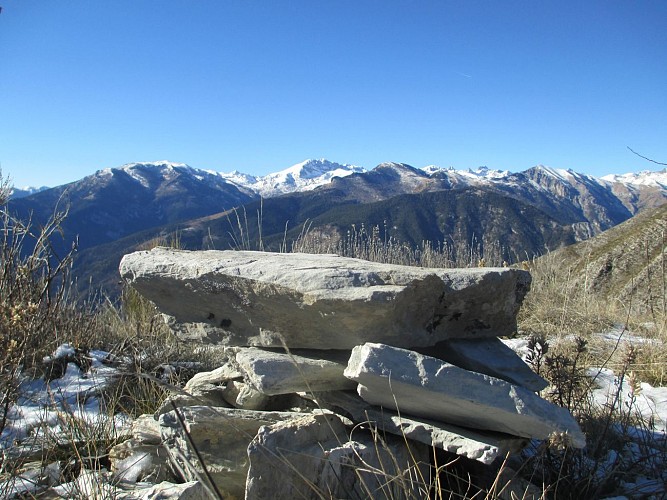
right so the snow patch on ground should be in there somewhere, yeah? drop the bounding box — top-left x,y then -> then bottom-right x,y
504,329 -> 667,498
0,348 -> 129,454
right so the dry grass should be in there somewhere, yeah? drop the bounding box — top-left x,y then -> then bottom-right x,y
513,250 -> 667,498
293,221 -> 507,269
519,251 -> 667,387
0,171 -> 213,496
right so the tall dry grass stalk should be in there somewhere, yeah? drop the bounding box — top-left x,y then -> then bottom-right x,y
292,222 -> 508,269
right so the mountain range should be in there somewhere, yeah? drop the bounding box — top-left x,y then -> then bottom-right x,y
9,185 -> 49,199
7,159 -> 667,295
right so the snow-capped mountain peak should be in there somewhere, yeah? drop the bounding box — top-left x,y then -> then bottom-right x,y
602,169 -> 667,188
86,158 -> 366,198
530,164 -> 574,182
9,185 -> 50,199
420,165 -> 509,181
28,158 -> 667,217
97,160 -> 183,177
462,166 -> 510,180
121,160 -> 188,171
280,159 -> 347,180
95,161 -> 197,188
222,159 -> 366,197
421,165 -> 445,175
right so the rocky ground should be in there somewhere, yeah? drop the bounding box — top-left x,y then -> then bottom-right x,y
1,250 -> 665,499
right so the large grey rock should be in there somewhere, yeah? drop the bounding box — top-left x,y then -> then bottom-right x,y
235,347 -> 356,395
120,248 -> 531,349
159,406 -> 309,499
310,391 -> 527,464
344,343 -> 586,448
415,337 -> 549,392
245,413 -> 430,500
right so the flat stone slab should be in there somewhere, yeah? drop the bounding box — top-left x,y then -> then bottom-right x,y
120,248 -> 531,349
415,337 -> 549,392
235,348 -> 356,395
308,391 -> 527,464
344,343 -> 586,448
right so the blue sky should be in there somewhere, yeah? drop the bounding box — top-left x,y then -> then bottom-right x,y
1,1 -> 666,187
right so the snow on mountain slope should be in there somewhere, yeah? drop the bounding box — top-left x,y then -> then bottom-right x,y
423,165 -> 510,181
221,159 -> 366,197
22,158 -> 667,206
218,170 -> 259,195
10,186 -> 50,199
602,169 -> 667,188
99,161 -> 217,189
89,158 -> 366,198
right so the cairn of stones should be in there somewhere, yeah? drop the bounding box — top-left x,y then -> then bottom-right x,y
113,248 -> 584,499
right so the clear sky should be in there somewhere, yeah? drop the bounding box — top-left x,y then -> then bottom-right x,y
1,1 -> 666,188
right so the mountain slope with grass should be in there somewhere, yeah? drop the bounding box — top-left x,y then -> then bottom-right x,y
549,203 -> 667,315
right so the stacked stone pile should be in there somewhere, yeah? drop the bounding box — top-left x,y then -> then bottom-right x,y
114,248 -> 585,499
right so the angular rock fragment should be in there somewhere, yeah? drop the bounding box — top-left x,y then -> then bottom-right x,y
130,414 -> 162,445
53,470 -> 118,498
120,248 -> 531,348
110,440 -> 172,483
235,347 -> 356,395
221,380 -> 271,409
183,362 -> 243,392
0,461 -> 61,498
48,471 -> 208,499
129,480 -> 208,499
155,362 -> 244,415
415,337 -> 548,392
140,481 -> 209,499
109,414 -> 173,483
245,413 -> 430,500
309,391 -> 527,464
156,382 -> 231,415
495,467 -> 544,500
159,406 -> 309,498
344,343 -> 586,448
